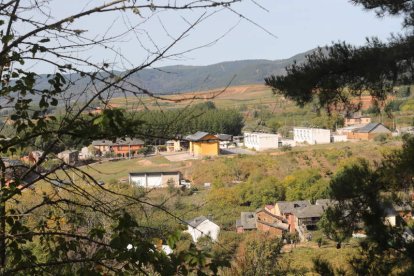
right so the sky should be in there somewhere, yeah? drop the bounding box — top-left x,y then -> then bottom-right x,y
26,0 -> 406,72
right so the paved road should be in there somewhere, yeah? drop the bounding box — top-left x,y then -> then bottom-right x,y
220,148 -> 256,155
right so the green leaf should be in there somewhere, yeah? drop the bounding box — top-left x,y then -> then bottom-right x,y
2,34 -> 13,44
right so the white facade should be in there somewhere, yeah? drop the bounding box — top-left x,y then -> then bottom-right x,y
244,132 -> 280,151
79,147 -> 93,160
129,172 -> 180,188
332,135 -> 348,143
186,219 -> 220,242
293,128 -> 331,145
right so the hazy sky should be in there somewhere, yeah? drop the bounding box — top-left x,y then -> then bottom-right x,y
30,0 -> 406,72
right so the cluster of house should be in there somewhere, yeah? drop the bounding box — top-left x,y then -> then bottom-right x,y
236,200 -> 328,241
159,116 -> 393,156
236,199 -> 413,241
182,198 -> 414,244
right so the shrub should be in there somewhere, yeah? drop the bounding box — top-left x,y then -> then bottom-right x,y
280,144 -> 292,152
374,134 -> 388,142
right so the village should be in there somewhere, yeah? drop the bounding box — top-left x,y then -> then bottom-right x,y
5,110 -> 413,260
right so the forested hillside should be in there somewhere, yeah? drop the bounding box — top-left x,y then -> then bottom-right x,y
29,49 -> 314,102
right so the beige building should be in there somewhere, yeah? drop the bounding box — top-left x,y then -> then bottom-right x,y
57,150 -> 79,164
344,116 -> 371,127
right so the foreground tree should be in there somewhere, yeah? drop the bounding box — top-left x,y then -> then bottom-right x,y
265,0 -> 414,115
319,136 -> 414,275
265,1 -> 414,274
0,0 -> 252,274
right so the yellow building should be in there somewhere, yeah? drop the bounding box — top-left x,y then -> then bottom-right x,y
186,131 -> 220,156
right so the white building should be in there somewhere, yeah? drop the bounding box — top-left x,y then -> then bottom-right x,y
129,171 -> 181,188
185,216 -> 220,242
244,132 -> 281,151
331,134 -> 348,143
79,146 -> 93,160
293,128 -> 331,145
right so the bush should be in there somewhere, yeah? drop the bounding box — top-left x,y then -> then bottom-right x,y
280,144 -> 292,152
138,146 -> 153,156
374,134 -> 388,142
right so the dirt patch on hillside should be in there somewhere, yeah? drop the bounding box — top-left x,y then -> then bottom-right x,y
137,159 -> 153,166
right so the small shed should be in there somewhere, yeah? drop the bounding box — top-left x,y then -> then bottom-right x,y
185,131 -> 220,156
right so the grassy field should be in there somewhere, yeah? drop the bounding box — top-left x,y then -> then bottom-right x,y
109,84 -> 279,110
74,155 -> 185,184
282,242 -> 358,274
109,83 -> 414,132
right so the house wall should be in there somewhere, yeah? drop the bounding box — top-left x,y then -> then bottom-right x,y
344,117 -> 371,126
190,140 -> 219,156
93,145 -> 110,154
273,204 -> 282,216
256,210 -> 286,236
293,128 -> 331,144
186,220 -> 220,242
130,173 -> 180,188
256,222 -> 284,236
244,132 -> 280,151
112,144 -> 143,156
347,132 -> 390,140
287,214 -> 296,233
332,135 -> 348,142
58,152 -> 78,164
385,216 -> 397,227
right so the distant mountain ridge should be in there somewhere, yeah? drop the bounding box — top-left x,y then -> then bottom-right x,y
128,49 -> 314,94
30,48 -> 315,102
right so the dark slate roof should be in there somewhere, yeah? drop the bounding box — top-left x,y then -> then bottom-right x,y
92,137 -> 144,146
240,212 -> 257,230
185,131 -> 210,142
355,123 -> 386,133
276,200 -> 311,214
216,134 -> 233,141
292,205 -> 325,219
187,216 -> 208,228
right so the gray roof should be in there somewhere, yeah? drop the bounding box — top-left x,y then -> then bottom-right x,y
276,200 -> 311,214
185,131 -> 217,142
216,134 -> 233,141
187,216 -> 208,228
292,205 -> 325,219
315,199 -> 336,208
355,123 -> 389,133
92,137 -> 144,146
129,171 -> 180,176
239,212 -> 257,230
